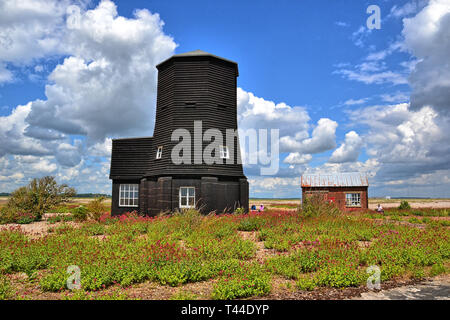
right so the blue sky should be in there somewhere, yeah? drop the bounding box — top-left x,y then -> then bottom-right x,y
1,0 -> 449,198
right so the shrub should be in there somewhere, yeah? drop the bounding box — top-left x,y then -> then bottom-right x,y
300,194 -> 341,218
72,206 -> 88,221
0,176 -> 75,223
0,206 -> 20,224
234,207 -> 246,215
398,201 -> 411,210
87,197 -> 107,221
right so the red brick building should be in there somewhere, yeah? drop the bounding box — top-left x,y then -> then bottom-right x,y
301,173 -> 369,212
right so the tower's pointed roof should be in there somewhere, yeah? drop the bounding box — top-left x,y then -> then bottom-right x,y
156,49 -> 238,68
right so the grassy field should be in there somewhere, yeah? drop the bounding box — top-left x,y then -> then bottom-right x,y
0,207 -> 449,300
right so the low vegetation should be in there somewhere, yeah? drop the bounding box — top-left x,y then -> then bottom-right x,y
0,201 -> 448,300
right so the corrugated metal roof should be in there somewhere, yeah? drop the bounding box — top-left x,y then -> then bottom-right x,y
301,172 -> 369,187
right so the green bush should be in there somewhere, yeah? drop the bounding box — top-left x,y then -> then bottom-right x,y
87,197 -> 107,221
300,194 -> 341,218
72,206 -> 88,221
398,201 -> 411,210
0,176 -> 75,224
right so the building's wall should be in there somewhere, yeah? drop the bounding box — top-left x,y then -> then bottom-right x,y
302,186 -> 368,211
139,176 -> 248,216
147,56 -> 245,178
111,179 -> 142,215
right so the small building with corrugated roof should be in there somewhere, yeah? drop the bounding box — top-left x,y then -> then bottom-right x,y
301,172 -> 369,211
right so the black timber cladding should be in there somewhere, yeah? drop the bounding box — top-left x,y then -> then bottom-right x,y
109,50 -> 249,215
109,137 -> 153,179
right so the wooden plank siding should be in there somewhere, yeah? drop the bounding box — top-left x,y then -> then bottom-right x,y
109,51 -> 249,216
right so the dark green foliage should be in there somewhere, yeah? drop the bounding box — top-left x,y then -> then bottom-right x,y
71,206 -> 88,221
0,176 -> 76,224
398,200 -> 411,210
300,194 -> 341,218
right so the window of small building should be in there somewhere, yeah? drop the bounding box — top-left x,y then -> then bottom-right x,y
220,145 -> 229,159
119,184 -> 139,207
345,193 -> 361,207
179,187 -> 195,209
156,146 -> 163,159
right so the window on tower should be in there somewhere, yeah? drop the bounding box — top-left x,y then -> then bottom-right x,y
156,146 -> 163,159
220,146 -> 230,159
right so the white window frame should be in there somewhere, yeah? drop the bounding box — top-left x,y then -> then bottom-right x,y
179,187 -> 195,209
119,184 -> 139,207
345,193 -> 361,207
220,145 -> 229,159
156,146 -> 163,159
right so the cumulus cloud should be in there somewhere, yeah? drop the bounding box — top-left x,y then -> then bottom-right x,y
237,88 -> 310,138
0,103 -> 50,157
329,131 -> 363,163
283,153 -> 312,165
0,0 -> 177,193
25,0 -> 177,142
403,0 -> 450,115
280,118 -> 337,154
0,0 -> 74,65
348,103 -> 449,185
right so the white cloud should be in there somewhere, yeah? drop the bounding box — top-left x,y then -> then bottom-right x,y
348,103 -> 449,185
329,131 -> 363,163
388,0 -> 428,19
335,21 -> 349,27
0,103 -> 50,157
334,68 -> 408,85
351,26 -> 372,48
280,118 -> 337,154
283,153 -> 312,165
403,0 -> 450,115
344,98 -> 368,106
0,0 -> 176,194
88,138 -> 112,157
25,0 -> 177,142
0,63 -> 13,84
237,88 -> 310,138
0,0 -> 74,65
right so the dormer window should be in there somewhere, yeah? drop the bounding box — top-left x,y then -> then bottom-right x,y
156,146 -> 163,159
220,146 -> 229,159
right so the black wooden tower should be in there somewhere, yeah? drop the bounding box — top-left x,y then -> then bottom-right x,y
109,50 -> 249,216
